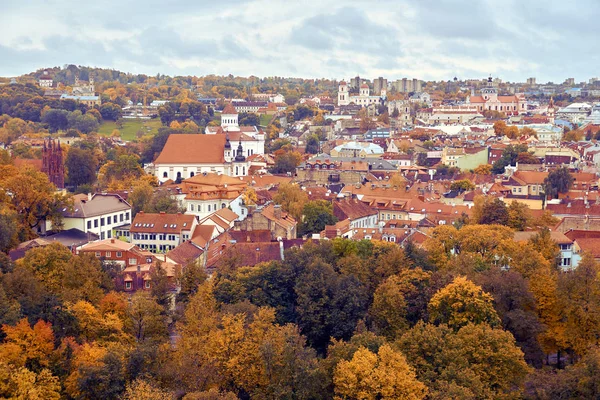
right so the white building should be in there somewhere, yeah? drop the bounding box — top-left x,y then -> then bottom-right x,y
205,103 -> 265,157
61,193 -> 132,240
38,71 -> 53,88
338,82 -> 384,107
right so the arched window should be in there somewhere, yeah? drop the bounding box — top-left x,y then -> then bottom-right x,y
221,203 -> 226,208
190,204 -> 195,211
242,167 -> 246,175
190,172 -> 195,177
235,166 -> 239,175
176,171 -> 181,180
163,171 -> 168,178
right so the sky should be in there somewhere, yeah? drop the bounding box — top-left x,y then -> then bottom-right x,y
0,0 -> 598,83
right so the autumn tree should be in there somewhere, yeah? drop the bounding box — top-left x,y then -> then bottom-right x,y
493,120 -> 508,136
474,163 -> 492,175
270,150 -> 302,174
369,276 -> 408,339
557,254 -> 600,357
507,200 -> 531,231
398,321 -> 530,399
333,345 -> 427,400
428,276 -> 501,330
472,195 -> 509,225
450,179 -> 475,192
273,183 -> 308,222
0,164 -> 70,238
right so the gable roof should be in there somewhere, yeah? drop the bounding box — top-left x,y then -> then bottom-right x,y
63,193 -> 131,219
167,241 -> 204,266
334,198 -> 378,221
154,134 -> 226,164
131,212 -> 196,233
222,103 -> 238,114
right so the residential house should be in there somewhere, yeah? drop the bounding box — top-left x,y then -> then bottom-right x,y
513,231 -> 576,269
333,198 -> 379,229
234,203 -> 297,240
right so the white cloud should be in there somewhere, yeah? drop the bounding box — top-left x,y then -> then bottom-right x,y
0,0 -> 598,83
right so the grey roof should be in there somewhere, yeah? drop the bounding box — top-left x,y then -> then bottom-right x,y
63,193 -> 131,219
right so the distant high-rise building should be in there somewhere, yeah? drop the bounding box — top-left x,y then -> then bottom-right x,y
392,78 -> 422,93
351,76 -> 361,89
565,78 -> 575,86
42,138 -> 64,189
526,77 -> 536,85
373,77 -> 388,95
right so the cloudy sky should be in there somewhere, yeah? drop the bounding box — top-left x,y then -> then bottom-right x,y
1,0 -> 598,83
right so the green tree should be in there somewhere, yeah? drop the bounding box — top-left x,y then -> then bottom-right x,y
543,166 -> 574,199
305,134 -> 319,154
298,200 -> 338,236
65,147 -> 98,188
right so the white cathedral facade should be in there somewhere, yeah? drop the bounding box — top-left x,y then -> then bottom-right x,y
338,81 -> 385,106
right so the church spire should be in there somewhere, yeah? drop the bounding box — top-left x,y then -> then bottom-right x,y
235,140 -> 246,162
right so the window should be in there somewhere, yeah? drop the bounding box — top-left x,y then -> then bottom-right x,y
129,258 -> 137,265
87,221 -> 91,229
105,251 -> 111,257
101,218 -> 105,226
562,258 -> 571,267
101,232 -> 105,240
116,252 -> 122,258
95,252 -> 101,257
163,171 -> 168,178
107,216 -> 111,224
107,231 -> 111,238
120,213 -> 124,222
125,282 -> 132,289
94,219 -> 98,228
125,212 -> 130,221
145,281 -> 151,289
190,204 -> 195,211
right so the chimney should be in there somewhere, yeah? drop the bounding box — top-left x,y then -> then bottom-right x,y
110,239 -> 115,243
273,204 -> 282,219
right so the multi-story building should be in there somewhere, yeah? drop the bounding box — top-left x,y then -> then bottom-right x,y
466,77 -> 526,115
61,193 -> 131,240
373,77 -> 388,96
130,212 -> 198,253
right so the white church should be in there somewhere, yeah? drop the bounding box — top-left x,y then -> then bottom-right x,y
154,104 -> 266,182
338,81 -> 385,106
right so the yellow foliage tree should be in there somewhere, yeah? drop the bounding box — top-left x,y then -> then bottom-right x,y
428,276 -> 501,330
333,345 -> 427,400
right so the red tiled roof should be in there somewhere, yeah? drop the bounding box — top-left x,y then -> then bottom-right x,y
167,241 -> 204,266
154,134 -> 226,164
131,212 -> 196,233
334,198 -> 378,221
222,103 -> 238,114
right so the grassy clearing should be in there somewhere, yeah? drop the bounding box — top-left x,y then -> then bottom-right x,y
98,118 -> 163,141
260,113 -> 274,126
